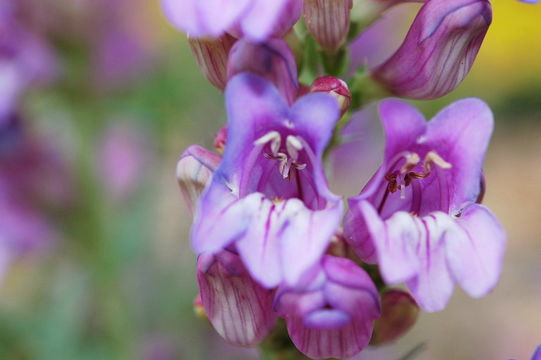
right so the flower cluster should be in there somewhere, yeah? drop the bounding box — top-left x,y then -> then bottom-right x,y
166,0 -> 537,358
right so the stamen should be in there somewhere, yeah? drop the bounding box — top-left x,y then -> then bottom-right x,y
286,135 -> 303,161
254,131 -> 281,155
400,153 -> 421,173
424,151 -> 452,170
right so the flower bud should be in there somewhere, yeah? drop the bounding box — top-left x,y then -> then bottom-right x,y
227,38 -> 298,105
371,0 -> 492,99
371,289 -> 419,345
310,76 -> 351,115
213,126 -> 227,155
188,34 -> 236,90
304,0 -> 353,52
197,251 -> 277,346
176,145 -> 220,212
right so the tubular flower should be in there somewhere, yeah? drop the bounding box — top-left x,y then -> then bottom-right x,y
371,0 -> 492,100
227,38 -> 298,105
274,255 -> 381,359
191,73 -> 342,289
161,0 -> 302,41
197,250 -> 277,346
345,99 -> 506,312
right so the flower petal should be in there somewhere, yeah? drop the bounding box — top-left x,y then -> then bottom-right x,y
290,93 -> 340,157
197,251 -> 276,346
236,197 -> 341,288
446,203 -> 505,298
176,145 -> 221,212
405,213 -> 455,312
424,98 -> 493,210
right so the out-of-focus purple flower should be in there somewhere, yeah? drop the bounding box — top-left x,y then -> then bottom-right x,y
371,0 -> 492,99
227,38 -> 298,105
98,122 -> 151,201
191,73 -> 342,289
345,99 -> 506,312
310,76 -> 351,116
189,34 -> 236,90
518,0 -> 539,3
0,7 -> 56,118
162,0 -> 301,41
176,145 -> 221,213
197,250 -> 277,346
371,289 -> 419,345
304,0 -> 352,52
0,115 -> 64,282
275,255 -> 381,359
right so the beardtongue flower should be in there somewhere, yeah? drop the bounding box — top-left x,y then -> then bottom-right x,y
345,99 -> 506,312
274,255 -> 381,359
161,0 -> 301,41
227,38 -> 298,105
189,34 -> 236,90
191,73 -> 342,289
303,0 -> 353,52
371,0 -> 492,100
197,250 -> 277,346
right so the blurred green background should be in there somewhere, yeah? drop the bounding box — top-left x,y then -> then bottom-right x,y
2,1 -> 540,359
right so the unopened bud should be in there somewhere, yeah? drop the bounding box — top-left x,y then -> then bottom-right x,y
213,126 -> 228,155
310,76 -> 351,115
189,34 -> 236,90
227,38 -> 298,105
371,0 -> 492,99
304,0 -> 353,52
371,289 -> 419,345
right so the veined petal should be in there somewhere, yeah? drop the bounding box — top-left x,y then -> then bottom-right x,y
176,145 -> 221,212
197,251 -> 276,346
278,256 -> 380,359
405,213 -> 455,312
424,98 -> 493,210
359,201 -> 420,284
191,186 -> 261,254
236,197 -> 341,288
446,204 -> 505,298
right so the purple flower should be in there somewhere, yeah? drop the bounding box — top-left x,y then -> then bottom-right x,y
191,73 -> 342,289
227,38 -> 298,105
0,7 -> 56,118
345,99 -> 506,312
371,0 -> 492,99
518,0 -> 539,3
97,122 -> 151,201
274,255 -> 381,359
161,0 -> 301,41
197,250 -> 277,346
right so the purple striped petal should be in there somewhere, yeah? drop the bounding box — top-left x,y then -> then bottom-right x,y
197,251 -> 276,346
372,0 -> 492,99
